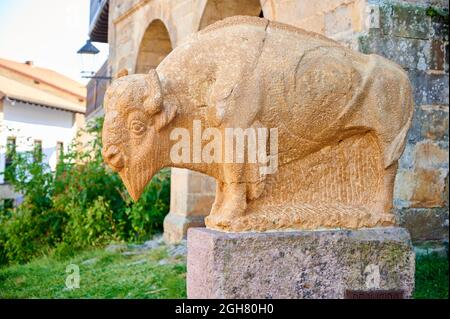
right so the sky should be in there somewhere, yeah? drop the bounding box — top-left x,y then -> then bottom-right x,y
0,0 -> 109,84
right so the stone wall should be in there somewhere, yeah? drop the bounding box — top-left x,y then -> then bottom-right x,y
106,0 -> 448,243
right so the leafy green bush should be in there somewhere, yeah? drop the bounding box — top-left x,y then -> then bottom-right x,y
0,117 -> 170,265
125,169 -> 170,240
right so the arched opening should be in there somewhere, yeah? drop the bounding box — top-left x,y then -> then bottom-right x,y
135,19 -> 173,74
199,0 -> 263,30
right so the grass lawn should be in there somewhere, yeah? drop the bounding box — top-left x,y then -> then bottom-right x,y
0,245 -> 447,299
414,252 -> 448,299
0,245 -> 186,299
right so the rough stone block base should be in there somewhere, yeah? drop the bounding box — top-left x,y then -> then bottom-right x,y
187,227 -> 415,299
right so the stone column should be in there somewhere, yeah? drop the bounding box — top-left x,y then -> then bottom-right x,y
163,168 -> 216,244
187,227 -> 415,299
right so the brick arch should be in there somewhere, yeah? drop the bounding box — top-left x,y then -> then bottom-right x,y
198,0 -> 264,31
135,19 -> 173,74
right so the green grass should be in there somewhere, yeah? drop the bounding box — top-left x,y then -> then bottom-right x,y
0,246 -> 186,299
414,252 -> 448,299
0,245 -> 447,299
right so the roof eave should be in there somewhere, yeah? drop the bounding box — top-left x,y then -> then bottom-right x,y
6,96 -> 85,114
89,0 -> 109,43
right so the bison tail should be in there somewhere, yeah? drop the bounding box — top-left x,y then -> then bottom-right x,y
384,78 -> 414,168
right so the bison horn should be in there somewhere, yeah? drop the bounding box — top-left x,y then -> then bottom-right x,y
143,69 -> 163,116
115,68 -> 129,79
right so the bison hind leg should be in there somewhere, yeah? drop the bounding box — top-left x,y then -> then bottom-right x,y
371,161 -> 398,216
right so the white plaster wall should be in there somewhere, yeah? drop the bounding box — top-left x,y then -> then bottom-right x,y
0,99 -> 78,184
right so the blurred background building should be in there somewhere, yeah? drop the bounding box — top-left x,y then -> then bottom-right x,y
0,58 -> 86,205
86,0 -> 449,244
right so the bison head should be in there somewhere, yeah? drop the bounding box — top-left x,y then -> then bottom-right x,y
102,69 -> 176,201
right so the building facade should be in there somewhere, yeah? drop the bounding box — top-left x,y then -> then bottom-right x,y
0,58 -> 86,202
88,0 -> 449,243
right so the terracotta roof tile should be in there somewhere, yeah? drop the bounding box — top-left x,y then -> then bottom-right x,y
0,58 -> 86,98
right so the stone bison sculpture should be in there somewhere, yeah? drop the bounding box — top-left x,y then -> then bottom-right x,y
102,16 -> 413,232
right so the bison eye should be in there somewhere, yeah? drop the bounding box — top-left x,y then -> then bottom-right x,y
130,120 -> 146,136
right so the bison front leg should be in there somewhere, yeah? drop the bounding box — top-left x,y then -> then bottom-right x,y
206,181 -> 247,227
207,183 -> 247,227
220,182 -> 247,219
209,181 -> 224,216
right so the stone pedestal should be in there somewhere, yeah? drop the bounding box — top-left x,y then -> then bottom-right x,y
187,227 -> 415,299
163,168 -> 216,244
